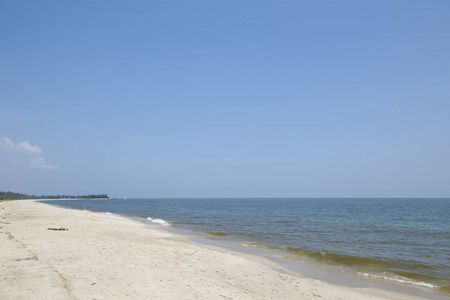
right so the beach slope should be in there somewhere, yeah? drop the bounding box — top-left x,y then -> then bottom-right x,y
0,200 -> 427,299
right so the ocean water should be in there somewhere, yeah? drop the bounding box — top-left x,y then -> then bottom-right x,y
43,198 -> 449,294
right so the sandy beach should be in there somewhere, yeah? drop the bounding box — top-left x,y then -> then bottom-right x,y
0,200 -> 430,300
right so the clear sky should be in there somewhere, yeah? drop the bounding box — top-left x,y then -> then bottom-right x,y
1,1 -> 449,198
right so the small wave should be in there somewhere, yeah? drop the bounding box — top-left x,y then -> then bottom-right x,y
281,247 -> 446,289
357,272 -> 438,289
284,247 -> 396,269
102,212 -> 113,215
207,231 -> 229,237
146,217 -> 171,227
241,242 -> 273,248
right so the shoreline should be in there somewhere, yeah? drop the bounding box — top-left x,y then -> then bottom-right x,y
141,215 -> 447,300
0,200 -> 440,299
43,198 -> 448,298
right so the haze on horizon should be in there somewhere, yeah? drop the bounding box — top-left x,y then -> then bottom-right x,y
1,1 -> 449,198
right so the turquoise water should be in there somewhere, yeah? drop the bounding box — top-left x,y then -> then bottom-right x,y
43,198 -> 449,292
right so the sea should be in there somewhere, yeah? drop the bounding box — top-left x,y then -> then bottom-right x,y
42,198 -> 449,298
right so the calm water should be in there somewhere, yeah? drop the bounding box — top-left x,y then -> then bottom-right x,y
43,198 -> 449,292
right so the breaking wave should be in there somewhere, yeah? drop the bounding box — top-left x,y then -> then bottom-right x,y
146,217 -> 171,227
357,272 -> 438,288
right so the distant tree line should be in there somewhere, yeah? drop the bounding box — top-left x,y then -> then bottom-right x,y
0,191 -> 108,200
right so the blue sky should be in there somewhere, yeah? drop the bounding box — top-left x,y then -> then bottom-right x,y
1,1 -> 449,197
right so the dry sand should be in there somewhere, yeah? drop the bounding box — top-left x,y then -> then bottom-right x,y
0,200 -> 429,299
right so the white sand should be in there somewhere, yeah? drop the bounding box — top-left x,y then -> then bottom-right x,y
0,200 -> 429,299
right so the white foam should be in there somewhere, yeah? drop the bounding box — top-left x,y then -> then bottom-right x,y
241,243 -> 258,247
357,272 -> 438,289
146,217 -> 171,227
102,212 -> 113,215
